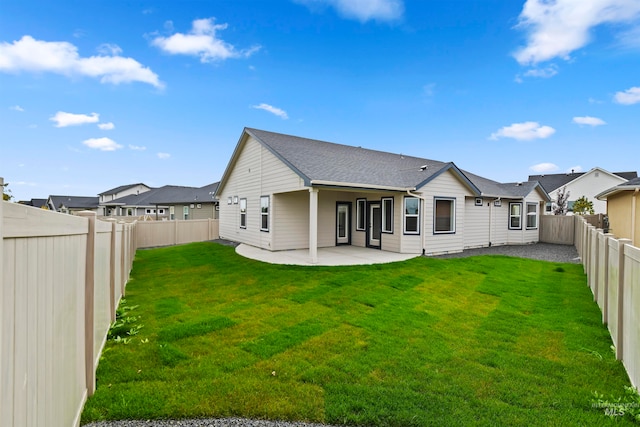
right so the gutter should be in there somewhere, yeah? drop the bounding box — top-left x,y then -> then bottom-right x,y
310,180 -> 414,193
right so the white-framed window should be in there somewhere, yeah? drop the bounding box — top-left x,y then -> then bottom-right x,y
475,198 -> 483,206
382,197 -> 393,233
158,209 -> 165,215
509,202 -> 522,230
494,199 -> 502,207
233,196 -> 238,204
240,198 -> 247,228
434,197 -> 455,234
227,197 -> 232,205
404,197 -> 420,234
170,206 -> 175,220
526,203 -> 538,229
146,208 -> 156,214
356,199 -> 366,231
260,196 -> 269,231
183,205 -> 189,220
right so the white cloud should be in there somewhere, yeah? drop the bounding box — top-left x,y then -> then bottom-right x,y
514,0 -> 640,65
524,65 -> 558,78
614,86 -> 640,105
82,137 -> 123,151
151,18 -> 261,63
296,0 -> 403,22
530,163 -> 559,173
572,116 -> 606,126
489,121 -> 556,141
10,105 -> 24,112
97,43 -> 123,56
157,152 -> 171,159
252,103 -> 289,119
0,35 -> 163,88
98,122 -> 115,130
129,144 -> 146,151
50,111 -> 99,127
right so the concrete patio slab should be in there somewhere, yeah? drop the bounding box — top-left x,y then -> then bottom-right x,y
236,244 -> 418,266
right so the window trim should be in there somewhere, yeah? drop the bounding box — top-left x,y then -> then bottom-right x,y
509,202 -> 522,230
381,197 -> 394,233
356,198 -> 366,231
403,196 -> 420,235
526,202 -> 538,230
239,198 -> 247,229
474,197 -> 483,206
433,197 -> 456,234
260,195 -> 269,232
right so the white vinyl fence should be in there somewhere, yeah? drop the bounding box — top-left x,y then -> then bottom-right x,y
1,181 -> 136,427
575,215 -> 640,389
136,218 -> 219,248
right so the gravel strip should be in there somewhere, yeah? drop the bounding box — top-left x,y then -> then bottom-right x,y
84,418 -> 340,427
430,242 -> 581,263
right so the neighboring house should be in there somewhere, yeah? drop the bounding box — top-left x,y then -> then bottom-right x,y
529,168 -> 637,214
216,128 -> 550,262
18,198 -> 48,208
47,195 -> 100,214
102,183 -> 219,220
99,183 -> 151,216
596,177 -> 640,247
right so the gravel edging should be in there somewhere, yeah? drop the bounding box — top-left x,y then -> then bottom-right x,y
430,242 -> 581,264
84,418 -> 340,427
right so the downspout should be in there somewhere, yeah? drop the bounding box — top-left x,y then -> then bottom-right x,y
407,189 -> 427,255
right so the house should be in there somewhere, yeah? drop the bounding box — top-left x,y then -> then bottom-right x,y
47,195 -> 100,214
99,183 -> 152,216
529,168 -> 637,214
216,128 -> 550,262
595,177 -> 640,247
18,198 -> 48,209
101,183 -> 219,220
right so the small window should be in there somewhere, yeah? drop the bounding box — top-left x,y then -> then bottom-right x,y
526,203 -> 538,229
545,202 -> 552,212
494,199 -> 502,207
196,203 -> 202,209
509,202 -> 522,230
260,196 -> 269,231
239,198 -> 247,228
158,209 -> 165,214
434,198 -> 455,233
404,197 -> 420,234
170,206 -> 175,220
190,203 -> 195,209
382,197 -> 393,233
356,199 -> 366,231
475,198 -> 482,206
227,197 -> 232,205
183,205 -> 189,220
233,196 -> 238,204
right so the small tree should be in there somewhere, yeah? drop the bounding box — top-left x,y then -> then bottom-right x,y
2,182 -> 12,201
553,186 -> 570,215
572,196 -> 594,215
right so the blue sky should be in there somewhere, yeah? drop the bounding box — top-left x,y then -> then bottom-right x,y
1,0 -> 639,202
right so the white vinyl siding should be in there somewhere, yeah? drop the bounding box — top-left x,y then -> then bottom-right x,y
218,136 -> 305,249
419,170 -> 471,255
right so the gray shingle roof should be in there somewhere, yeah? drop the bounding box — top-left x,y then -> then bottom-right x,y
528,170 -> 637,193
104,183 -> 219,206
49,195 -> 99,209
243,128 -> 545,200
98,183 -> 148,196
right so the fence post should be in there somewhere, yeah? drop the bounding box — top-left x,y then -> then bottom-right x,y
602,233 -> 614,324
582,220 -> 589,273
109,220 -> 117,323
77,210 -> 97,396
615,238 -> 632,360
119,221 -> 126,296
0,177 -> 4,423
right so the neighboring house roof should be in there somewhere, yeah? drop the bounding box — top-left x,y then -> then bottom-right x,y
528,169 -> 637,193
103,183 -> 219,207
22,198 -> 48,208
219,128 -> 548,200
49,195 -> 99,209
596,177 -> 640,200
98,183 -> 149,196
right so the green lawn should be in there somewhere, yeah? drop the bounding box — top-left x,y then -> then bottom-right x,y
82,242 -> 635,426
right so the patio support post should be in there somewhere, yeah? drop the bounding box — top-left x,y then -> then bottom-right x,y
309,187 -> 318,264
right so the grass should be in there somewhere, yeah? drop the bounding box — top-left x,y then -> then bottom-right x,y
82,242 -> 635,426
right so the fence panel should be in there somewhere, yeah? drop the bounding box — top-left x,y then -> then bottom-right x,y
607,239 -> 621,347
539,215 -> 575,244
622,244 -> 640,389
136,219 -> 219,248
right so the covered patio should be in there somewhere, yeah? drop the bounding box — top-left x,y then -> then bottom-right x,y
235,244 -> 418,266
